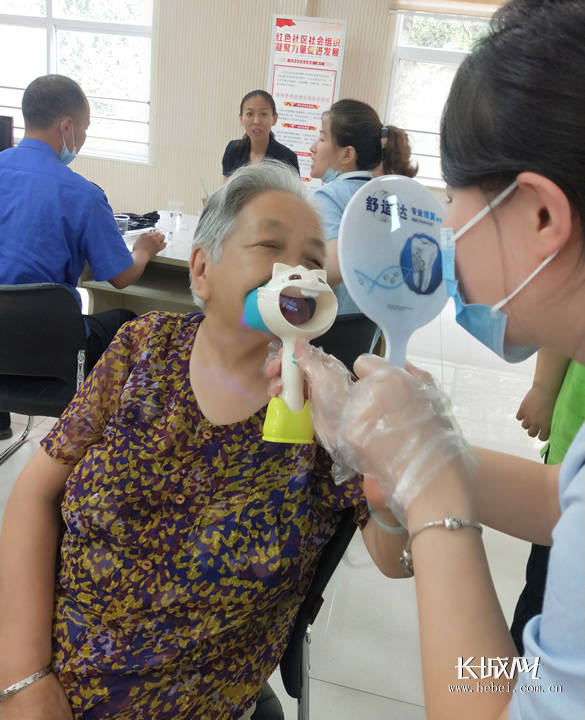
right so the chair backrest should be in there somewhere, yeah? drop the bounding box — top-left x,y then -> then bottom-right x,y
312,313 -> 378,370
280,507 -> 357,698
0,115 -> 13,151
0,284 -> 87,385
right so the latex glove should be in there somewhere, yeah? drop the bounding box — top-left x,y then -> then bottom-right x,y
0,672 -> 73,720
516,383 -> 556,441
294,341 -> 475,524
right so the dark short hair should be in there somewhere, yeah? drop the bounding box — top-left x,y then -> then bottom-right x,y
326,99 -> 381,171
239,90 -> 277,116
22,74 -> 88,130
440,0 -> 585,224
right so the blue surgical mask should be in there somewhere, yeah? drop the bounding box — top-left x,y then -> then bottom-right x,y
322,167 -> 341,184
59,126 -> 77,165
440,181 -> 558,363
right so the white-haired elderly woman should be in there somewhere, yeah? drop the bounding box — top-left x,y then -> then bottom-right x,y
0,160 -> 405,720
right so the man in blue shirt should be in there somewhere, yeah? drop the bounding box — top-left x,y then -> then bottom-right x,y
0,74 -> 166,438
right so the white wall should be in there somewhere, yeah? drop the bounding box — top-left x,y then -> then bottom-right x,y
72,0 -> 400,215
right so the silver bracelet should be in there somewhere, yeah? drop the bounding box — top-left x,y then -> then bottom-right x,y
0,665 -> 52,701
367,502 -> 408,534
400,516 -> 482,576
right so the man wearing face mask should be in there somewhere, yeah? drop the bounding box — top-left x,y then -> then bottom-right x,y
0,74 -> 165,439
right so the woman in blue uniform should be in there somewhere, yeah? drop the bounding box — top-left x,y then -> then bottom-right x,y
309,99 -> 417,315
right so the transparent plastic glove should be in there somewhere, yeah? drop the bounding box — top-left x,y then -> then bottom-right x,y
294,341 -> 476,524
264,339 -> 283,391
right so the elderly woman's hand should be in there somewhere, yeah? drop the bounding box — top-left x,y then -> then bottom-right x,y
292,341 -> 475,523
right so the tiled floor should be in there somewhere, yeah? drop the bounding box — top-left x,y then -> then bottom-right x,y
0,302 -> 544,719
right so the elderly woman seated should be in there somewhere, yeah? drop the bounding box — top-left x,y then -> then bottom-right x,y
0,160 -> 405,720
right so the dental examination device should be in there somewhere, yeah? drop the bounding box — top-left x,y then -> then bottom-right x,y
243,263 -> 338,444
338,175 -> 447,368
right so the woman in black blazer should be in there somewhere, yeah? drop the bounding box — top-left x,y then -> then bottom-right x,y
222,90 -> 299,179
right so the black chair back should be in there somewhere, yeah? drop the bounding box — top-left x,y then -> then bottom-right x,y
0,115 -> 13,151
279,507 -> 357,698
0,283 -> 87,417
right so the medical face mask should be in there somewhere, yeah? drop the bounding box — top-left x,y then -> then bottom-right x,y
59,125 -> 77,165
322,167 -> 341,184
440,181 -> 558,363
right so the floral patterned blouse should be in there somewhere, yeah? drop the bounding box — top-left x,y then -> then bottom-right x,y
41,312 -> 368,720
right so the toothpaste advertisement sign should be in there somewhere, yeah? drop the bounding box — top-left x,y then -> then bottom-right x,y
338,176 -> 448,366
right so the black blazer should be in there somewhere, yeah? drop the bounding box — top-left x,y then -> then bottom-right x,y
222,133 -> 300,176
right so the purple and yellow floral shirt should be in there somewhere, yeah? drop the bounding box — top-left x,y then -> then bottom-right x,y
41,312 -> 367,720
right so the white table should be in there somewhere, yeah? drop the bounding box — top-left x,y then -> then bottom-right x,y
81,213 -> 199,315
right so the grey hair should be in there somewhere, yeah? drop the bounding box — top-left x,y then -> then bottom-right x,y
193,159 -> 319,262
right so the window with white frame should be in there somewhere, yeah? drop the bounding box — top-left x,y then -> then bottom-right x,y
386,12 -> 490,184
0,0 -> 153,163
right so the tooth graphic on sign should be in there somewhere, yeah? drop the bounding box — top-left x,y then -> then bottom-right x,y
411,236 -> 438,293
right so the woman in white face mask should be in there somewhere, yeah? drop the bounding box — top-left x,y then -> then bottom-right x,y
269,1 -> 585,719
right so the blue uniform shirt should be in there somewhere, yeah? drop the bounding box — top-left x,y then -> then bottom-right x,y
509,423 -> 585,720
314,171 -> 373,316
0,138 -> 133,309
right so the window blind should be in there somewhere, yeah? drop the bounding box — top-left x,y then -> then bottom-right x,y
389,0 -> 504,18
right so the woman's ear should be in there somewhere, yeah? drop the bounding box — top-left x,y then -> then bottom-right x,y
516,172 -> 574,257
340,145 -> 357,169
190,246 -> 212,301
272,113 -> 278,127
